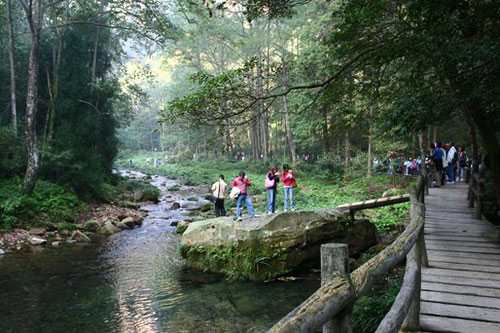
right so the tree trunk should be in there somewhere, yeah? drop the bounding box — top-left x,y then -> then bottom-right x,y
322,107 -> 331,155
23,0 -> 43,193
282,63 -> 296,163
467,104 -> 500,207
418,131 -> 425,159
367,106 -> 373,177
344,130 -> 351,172
7,0 -> 17,136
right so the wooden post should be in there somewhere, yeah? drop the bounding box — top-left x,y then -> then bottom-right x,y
321,243 -> 352,333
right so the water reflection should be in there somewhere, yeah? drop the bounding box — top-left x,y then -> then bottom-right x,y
0,174 -> 319,332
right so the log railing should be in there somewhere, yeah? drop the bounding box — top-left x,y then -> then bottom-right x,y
268,175 -> 428,333
468,172 -> 483,220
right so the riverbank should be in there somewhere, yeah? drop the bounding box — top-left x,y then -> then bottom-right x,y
0,171 -> 162,253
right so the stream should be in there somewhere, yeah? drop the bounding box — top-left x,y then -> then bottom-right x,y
0,170 -> 319,333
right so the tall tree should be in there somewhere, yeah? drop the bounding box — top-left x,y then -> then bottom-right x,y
21,0 -> 43,193
6,0 -> 17,136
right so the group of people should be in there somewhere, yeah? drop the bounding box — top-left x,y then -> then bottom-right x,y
430,142 -> 468,187
385,153 -> 423,176
210,164 -> 298,221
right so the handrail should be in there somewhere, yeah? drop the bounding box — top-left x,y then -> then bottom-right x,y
468,172 -> 483,219
268,176 -> 427,333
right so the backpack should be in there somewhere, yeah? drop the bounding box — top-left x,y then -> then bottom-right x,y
265,175 -> 275,189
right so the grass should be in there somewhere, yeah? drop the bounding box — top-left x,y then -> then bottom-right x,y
117,151 -> 413,232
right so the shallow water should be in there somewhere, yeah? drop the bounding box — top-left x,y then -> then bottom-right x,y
0,172 -> 319,333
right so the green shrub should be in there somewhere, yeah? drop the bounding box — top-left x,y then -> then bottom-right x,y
0,178 -> 83,229
352,272 -> 403,333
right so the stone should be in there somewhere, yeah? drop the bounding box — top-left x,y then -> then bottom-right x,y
0,249 -> 5,255
29,236 -> 47,246
83,220 -> 99,232
99,220 -> 121,235
171,202 -> 181,210
120,217 -> 137,229
51,241 -> 61,247
28,228 -> 46,236
70,230 -> 91,243
180,210 -> 377,281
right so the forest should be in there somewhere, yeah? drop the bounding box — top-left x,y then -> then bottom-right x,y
0,0 -> 500,332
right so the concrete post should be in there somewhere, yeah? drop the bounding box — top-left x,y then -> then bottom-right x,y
321,243 -> 352,333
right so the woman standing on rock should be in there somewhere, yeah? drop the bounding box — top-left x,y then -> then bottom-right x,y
211,175 -> 227,217
281,164 -> 297,212
231,171 -> 255,221
265,167 -> 280,214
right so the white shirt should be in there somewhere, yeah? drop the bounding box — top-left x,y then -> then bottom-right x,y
447,146 -> 457,163
211,180 -> 227,199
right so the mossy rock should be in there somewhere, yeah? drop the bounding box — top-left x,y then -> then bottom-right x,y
180,210 -> 376,281
83,219 -> 99,232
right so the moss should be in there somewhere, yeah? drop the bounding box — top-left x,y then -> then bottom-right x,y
181,242 -> 293,281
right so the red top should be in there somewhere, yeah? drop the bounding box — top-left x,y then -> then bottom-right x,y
231,176 -> 251,194
281,170 -> 296,187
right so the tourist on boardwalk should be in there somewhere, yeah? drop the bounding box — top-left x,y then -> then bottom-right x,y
440,143 -> 448,186
231,171 -> 255,221
211,175 -> 227,217
446,142 -> 457,184
281,164 -> 297,211
265,167 -> 280,214
432,143 -> 444,187
458,146 -> 468,182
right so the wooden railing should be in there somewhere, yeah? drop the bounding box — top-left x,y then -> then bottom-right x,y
468,172 -> 484,220
268,174 -> 428,333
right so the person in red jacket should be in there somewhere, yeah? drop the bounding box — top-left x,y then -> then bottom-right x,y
281,164 -> 297,211
231,171 -> 255,221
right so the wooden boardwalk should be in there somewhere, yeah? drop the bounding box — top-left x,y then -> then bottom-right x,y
420,183 -> 500,333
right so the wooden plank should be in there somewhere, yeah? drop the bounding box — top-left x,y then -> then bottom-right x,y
425,235 -> 498,243
427,250 -> 500,261
421,291 -> 500,310
422,273 -> 500,289
422,282 -> 500,298
420,314 -> 500,333
429,261 -> 500,273
422,267 -> 500,282
426,243 -> 500,254
425,229 -> 492,237
336,194 -> 410,212
428,255 -> 500,267
426,240 -> 500,249
421,301 -> 500,323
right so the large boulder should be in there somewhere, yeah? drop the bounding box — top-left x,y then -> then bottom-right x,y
180,209 -> 377,281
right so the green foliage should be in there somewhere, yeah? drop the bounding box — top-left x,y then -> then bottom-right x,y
0,178 -> 83,229
0,127 -> 25,177
352,272 -> 403,333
